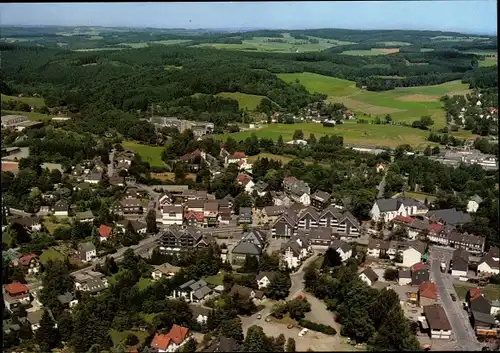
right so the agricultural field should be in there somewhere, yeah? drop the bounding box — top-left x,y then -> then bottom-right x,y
341,48 -> 400,56
120,39 -> 192,48
122,141 -> 165,167
191,35 -> 352,53
377,41 -> 411,46
278,73 -> 358,97
1,110 -> 53,121
278,72 -> 473,128
151,172 -> 196,181
74,47 -> 126,52
219,121 -> 442,150
1,94 -> 46,108
216,92 -> 265,110
479,56 -> 498,67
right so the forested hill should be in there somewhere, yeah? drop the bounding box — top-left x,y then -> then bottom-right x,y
0,42 -> 496,113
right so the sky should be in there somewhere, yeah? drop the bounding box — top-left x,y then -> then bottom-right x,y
0,1 -> 497,35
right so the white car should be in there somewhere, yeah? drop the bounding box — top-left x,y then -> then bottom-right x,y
298,328 -> 309,337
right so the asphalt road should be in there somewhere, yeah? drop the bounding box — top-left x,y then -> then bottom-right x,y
287,251 -> 320,300
429,253 -> 481,351
108,150 -> 116,178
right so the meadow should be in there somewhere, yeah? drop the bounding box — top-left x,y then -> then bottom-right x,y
1,94 -> 46,108
122,141 -> 165,167
340,48 -> 400,56
216,92 -> 265,110
1,110 -> 53,121
219,121 -> 442,150
278,72 -> 472,128
120,39 -> 192,48
191,35 -> 354,53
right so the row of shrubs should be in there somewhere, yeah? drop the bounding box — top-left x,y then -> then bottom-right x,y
298,319 -> 337,335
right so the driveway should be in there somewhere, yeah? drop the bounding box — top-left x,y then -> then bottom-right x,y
429,250 -> 481,351
288,251 -> 321,300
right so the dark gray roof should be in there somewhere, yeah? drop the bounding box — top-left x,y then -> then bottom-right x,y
311,190 -> 331,203
426,208 -> 472,225
54,200 -> 69,211
254,181 -> 269,193
375,198 -> 400,212
75,210 -> 94,220
361,267 -> 379,283
85,278 -> 107,292
256,271 -> 276,281
308,227 -> 332,241
193,286 -> 212,300
399,270 -> 411,278
411,269 -> 430,286
232,241 -> 262,255
239,207 -> 252,216
470,295 -> 492,315
57,292 -> 75,304
203,336 -> 242,352
470,195 -> 483,204
263,205 -> 286,217
78,241 -> 95,252
180,279 -> 196,289
189,304 -> 211,318
409,241 -> 427,254
452,257 -> 468,272
368,238 -> 390,250
330,239 -> 351,253
471,310 -> 495,326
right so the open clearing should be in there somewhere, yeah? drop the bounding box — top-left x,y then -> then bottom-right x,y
219,121 -> 441,150
109,329 -> 148,349
278,73 -> 358,97
378,41 -> 411,46
341,48 -> 398,56
278,72 -> 472,128
1,94 -> 46,108
151,172 -> 196,181
479,56 -> 498,67
190,36 -> 352,53
120,39 -> 192,48
1,110 -> 52,121
40,248 -> 66,264
216,92 -> 265,110
122,141 -> 165,167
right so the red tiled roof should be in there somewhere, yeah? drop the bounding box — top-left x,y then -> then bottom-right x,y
469,287 -> 481,301
185,211 -> 204,223
236,174 -> 251,184
19,253 -> 37,266
393,215 -> 414,224
151,325 -> 189,351
4,281 -> 29,295
231,152 -> 246,158
238,160 -> 245,167
284,176 -> 298,184
412,262 -> 428,272
428,223 -> 442,233
419,281 -> 438,300
1,161 -> 20,173
98,224 -> 112,238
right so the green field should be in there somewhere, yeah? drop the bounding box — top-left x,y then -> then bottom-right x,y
247,152 -> 323,166
136,277 -> 153,290
191,36 -> 352,53
278,72 -> 473,128
109,329 -> 149,348
479,56 -> 498,67
1,94 -> 46,108
278,73 -> 358,97
219,121 -> 441,150
39,248 -> 66,264
454,284 -> 500,301
1,110 -> 52,121
341,49 -> 397,56
378,41 -> 411,46
122,141 -> 165,167
120,39 -> 192,48
203,273 -> 224,286
216,92 -> 265,110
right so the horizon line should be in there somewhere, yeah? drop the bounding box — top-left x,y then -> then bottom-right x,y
0,24 -> 496,36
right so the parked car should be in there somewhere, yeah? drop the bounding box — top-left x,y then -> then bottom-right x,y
287,324 -> 294,329
298,328 -> 308,337
450,293 -> 456,301
257,314 -> 261,320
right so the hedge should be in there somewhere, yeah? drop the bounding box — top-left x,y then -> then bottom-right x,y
298,319 -> 337,335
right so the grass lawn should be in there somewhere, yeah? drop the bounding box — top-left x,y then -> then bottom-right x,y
454,284 -> 500,301
39,248 -> 66,264
219,121 -> 442,150
2,230 -> 13,246
109,329 -> 149,348
43,219 -> 64,234
392,192 -> 437,203
1,94 -> 46,108
122,141 -> 165,167
121,39 -> 191,48
136,277 -> 154,290
1,110 -> 52,121
216,92 -> 265,110
141,313 -> 158,324
203,273 -> 225,286
247,152 -> 327,166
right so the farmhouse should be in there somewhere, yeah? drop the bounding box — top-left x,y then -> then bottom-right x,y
359,267 -> 379,287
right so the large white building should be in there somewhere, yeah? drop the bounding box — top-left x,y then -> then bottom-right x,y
369,198 -> 428,223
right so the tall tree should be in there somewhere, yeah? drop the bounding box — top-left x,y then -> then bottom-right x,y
267,272 -> 292,300
285,337 -> 296,352
243,325 -> 272,352
35,309 -> 60,352
146,209 -> 157,234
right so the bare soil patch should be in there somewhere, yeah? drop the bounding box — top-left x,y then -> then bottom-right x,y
378,48 -> 400,54
396,94 -> 438,102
